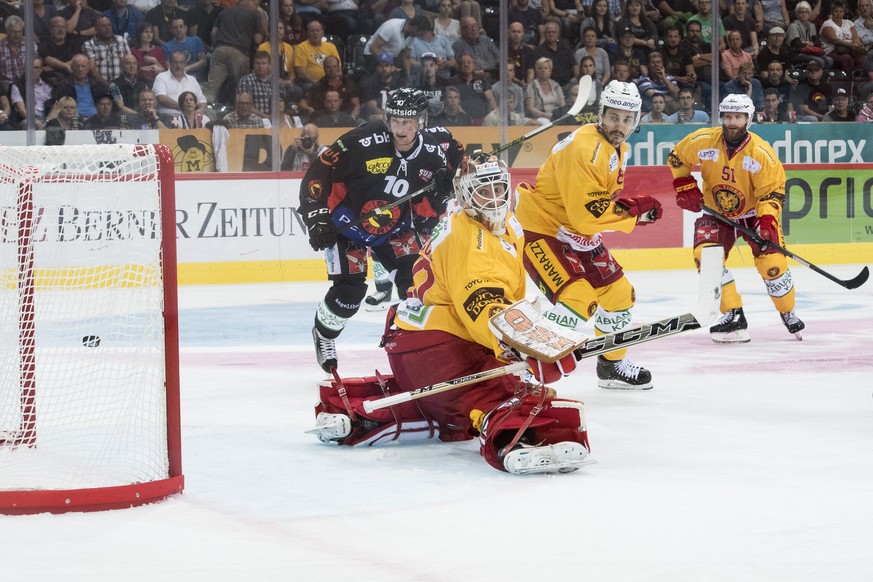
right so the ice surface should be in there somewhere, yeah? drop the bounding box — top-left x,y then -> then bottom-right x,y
3,265 -> 872,581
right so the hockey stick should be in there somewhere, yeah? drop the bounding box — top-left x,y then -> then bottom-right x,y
362,361 -> 530,413
490,246 -> 725,362
338,76 -> 595,234
702,205 -> 869,290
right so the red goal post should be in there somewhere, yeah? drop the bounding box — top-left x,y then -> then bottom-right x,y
0,144 -> 183,514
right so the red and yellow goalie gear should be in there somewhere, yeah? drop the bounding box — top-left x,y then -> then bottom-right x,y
667,127 -> 785,218
516,124 -> 638,240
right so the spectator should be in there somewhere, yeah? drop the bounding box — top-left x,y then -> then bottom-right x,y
167,90 -> 211,127
535,19 -> 577,86
524,56 -> 565,122
326,0 -> 362,40
276,0 -> 303,46
29,0 -> 60,46
609,26 -> 647,82
236,51 -> 274,118
83,15 -> 131,84
640,92 -> 668,122
311,89 -> 360,127
856,92 -> 873,122
575,26 -> 610,84
491,60 -> 525,116
0,16 -> 36,85
300,55 -> 361,119
450,53 -> 497,123
224,91 -> 272,128
0,85 -> 12,130
544,0 -> 584,44
257,21 -> 297,98
11,58 -> 54,128
508,21 -> 537,85
637,51 -> 680,111
616,0 -> 658,55
682,20 -> 714,104
162,17 -> 208,82
757,27 -> 791,75
449,0 -> 483,29
45,96 -> 83,130
389,0 -> 428,21
723,60 -> 765,110
131,22 -> 168,86
431,85 -> 473,125
721,29 -> 754,82
406,16 -> 456,80
360,53 -> 404,121
862,51 -> 873,99
819,0 -> 865,75
660,25 -> 696,91
296,0 -> 328,21
579,0 -> 616,50
145,0 -> 193,43
40,17 -> 78,87
83,92 -> 122,129
103,0 -> 144,40
365,18 -> 423,67
129,88 -> 167,129
553,73 -> 598,122
60,0 -> 103,53
293,20 -> 342,92
687,0 -> 726,51
52,54 -> 109,119
188,0 -> 224,51
856,0 -> 873,52
279,95 -> 304,128
154,50 -> 208,117
109,53 -> 147,114
723,0 -> 759,55
657,0 -> 696,35
823,87 -> 855,121
434,0 -> 461,42
759,0 -> 789,35
794,61 -> 831,121
666,87 -> 711,121
204,0 -> 267,103
281,123 -> 323,171
758,87 -> 792,122
510,0 -> 545,46
786,1 -> 832,71
611,59 -> 632,82
453,16 -> 500,75
483,88 -> 535,126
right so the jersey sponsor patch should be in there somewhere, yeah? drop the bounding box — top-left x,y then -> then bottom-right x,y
463,287 -> 508,321
698,148 -> 719,161
365,157 -> 393,174
419,168 -> 433,181
608,152 -> 618,173
585,199 -> 610,218
524,240 -> 570,290
742,155 -> 762,173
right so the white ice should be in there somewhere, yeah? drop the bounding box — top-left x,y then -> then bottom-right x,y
3,264 -> 873,581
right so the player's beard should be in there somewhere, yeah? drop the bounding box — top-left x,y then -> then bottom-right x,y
722,124 -> 746,143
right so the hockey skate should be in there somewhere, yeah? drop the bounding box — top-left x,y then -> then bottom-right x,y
364,285 -> 393,312
709,307 -> 751,343
306,412 -> 351,443
312,327 -> 338,373
596,356 -> 653,390
502,442 -> 594,475
780,310 -> 805,340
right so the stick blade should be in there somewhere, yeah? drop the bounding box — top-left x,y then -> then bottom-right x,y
568,75 -> 594,116
843,266 -> 869,290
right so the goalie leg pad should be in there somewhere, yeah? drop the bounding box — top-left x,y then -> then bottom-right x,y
478,395 -> 591,473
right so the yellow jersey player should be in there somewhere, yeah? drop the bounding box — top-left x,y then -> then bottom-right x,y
515,80 -> 664,390
668,93 -> 804,343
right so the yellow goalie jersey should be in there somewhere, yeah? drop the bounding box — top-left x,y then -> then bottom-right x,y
668,126 -> 786,218
515,123 -> 638,249
394,209 -> 527,359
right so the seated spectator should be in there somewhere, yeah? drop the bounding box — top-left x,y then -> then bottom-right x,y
760,61 -> 794,116
794,61 -> 831,121
128,87 -> 167,129
27,0 -> 59,47
224,91 -> 271,128
281,123 -> 324,171
450,54 -> 497,123
856,0 -> 873,52
60,0 -> 103,52
759,0 -> 789,35
389,0 -> 429,21
275,0 -> 303,46
311,89 -> 360,127
109,53 -> 147,115
83,92 -> 122,129
167,90 -> 211,128
579,0 -> 616,50
553,76 -> 599,123
483,90 -> 537,126
103,0 -> 144,40
431,85 -> 473,125
510,0 -> 545,46
236,51 -> 274,118
40,16 -> 78,87
535,19 -> 577,86
507,21 -> 537,85
0,85 -> 13,131
491,60 -> 525,116
162,17 -> 209,82
524,56 -> 565,122
723,0 -> 758,56
544,0 -> 584,44
724,61 -> 765,110
83,15 -> 132,84
636,51 -> 680,111
757,27 -> 791,76
145,0 -> 193,43
615,0 -> 658,55
609,26 -> 648,82
360,53 -> 405,121
44,96 -> 83,131
299,55 -> 361,119
11,58 -> 54,128
611,60 -> 632,83
575,26 -> 611,85
687,0 -> 726,51
823,87 -> 855,121
758,87 -> 792,122
819,0 -> 865,75
131,22 -> 168,87
257,21 -> 297,99
453,16 -> 500,76
433,0 -> 461,42
640,92 -> 669,122
294,20 -> 342,92
682,20 -> 714,104
154,50 -> 208,116
785,2 -> 833,71
52,54 -> 109,119
660,25 -> 696,91
721,30 -> 754,82
667,87 -> 711,121
856,92 -> 873,122
406,16 -> 456,81
0,16 -> 37,86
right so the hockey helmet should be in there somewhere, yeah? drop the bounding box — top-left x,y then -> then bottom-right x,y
599,80 -> 642,131
384,87 -> 429,129
454,150 -> 512,235
719,93 -> 755,128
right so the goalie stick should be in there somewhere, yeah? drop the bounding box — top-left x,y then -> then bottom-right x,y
338,76 -> 596,233
490,246 -> 725,363
702,205 -> 869,290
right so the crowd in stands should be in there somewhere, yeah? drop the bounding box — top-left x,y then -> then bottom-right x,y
2,0 -> 873,133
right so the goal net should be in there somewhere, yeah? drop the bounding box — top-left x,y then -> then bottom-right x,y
0,144 -> 183,514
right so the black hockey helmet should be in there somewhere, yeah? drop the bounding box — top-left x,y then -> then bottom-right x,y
384,87 -> 429,129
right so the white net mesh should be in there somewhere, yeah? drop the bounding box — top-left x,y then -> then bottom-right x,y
1,145 -> 173,491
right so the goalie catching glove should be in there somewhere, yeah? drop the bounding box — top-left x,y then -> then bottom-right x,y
616,196 -> 663,225
673,176 -> 703,212
755,214 -> 779,254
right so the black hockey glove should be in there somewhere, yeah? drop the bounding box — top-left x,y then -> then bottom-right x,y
305,208 -> 337,251
433,167 -> 454,197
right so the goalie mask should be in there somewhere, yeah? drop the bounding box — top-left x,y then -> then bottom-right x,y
454,151 -> 512,235
719,93 -> 755,129
384,88 -> 429,131
598,80 -> 642,136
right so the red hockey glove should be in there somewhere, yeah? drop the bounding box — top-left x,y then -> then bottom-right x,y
616,196 -> 663,225
673,176 -> 704,212
755,214 -> 779,254
525,353 -> 577,384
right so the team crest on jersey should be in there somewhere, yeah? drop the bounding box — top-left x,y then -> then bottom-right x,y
365,157 -> 393,174
360,199 -> 400,234
712,184 -> 745,216
586,199 -> 610,218
419,168 -> 433,181
612,203 -> 628,217
667,151 -> 683,168
424,144 -> 436,153
308,179 -> 322,199
587,302 -> 598,318
742,156 -> 762,173
698,148 -> 719,161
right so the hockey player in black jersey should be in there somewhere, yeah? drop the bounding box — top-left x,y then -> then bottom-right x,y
300,88 -> 462,373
